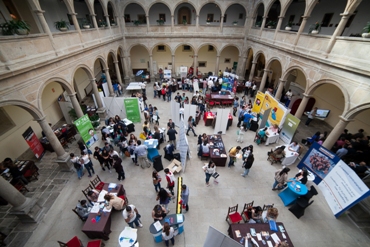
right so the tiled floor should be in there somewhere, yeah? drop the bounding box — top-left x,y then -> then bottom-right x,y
2,87 -> 369,247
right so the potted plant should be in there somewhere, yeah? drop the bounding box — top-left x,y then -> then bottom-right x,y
255,21 -> 262,28
98,19 -> 106,27
0,19 -> 30,35
156,19 -> 165,25
182,19 -> 187,25
206,19 -> 211,25
89,114 -> 100,130
110,19 -> 116,26
133,20 -> 140,26
285,22 -> 293,31
362,22 -> 370,38
82,19 -> 90,29
232,21 -> 238,26
54,19 -> 69,31
266,20 -> 276,29
309,22 -> 321,34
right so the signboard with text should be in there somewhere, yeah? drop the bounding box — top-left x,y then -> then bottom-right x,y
74,114 -> 98,147
124,98 -> 141,123
22,127 -> 44,159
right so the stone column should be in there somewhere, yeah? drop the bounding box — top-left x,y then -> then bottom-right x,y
103,69 -> 114,96
127,55 -> 134,77
34,10 -> 59,55
249,62 -> 257,81
220,15 -> 224,33
275,79 -> 286,100
259,16 -> 267,35
236,56 -> 242,75
149,55 -> 154,82
171,15 -> 174,32
273,16 -> 284,40
68,93 -> 83,118
146,15 -> 150,32
37,117 -> 71,170
91,78 -> 103,109
293,16 -> 309,47
193,55 -> 198,76
323,116 -> 351,149
91,14 -> 99,30
121,55 -> 129,83
324,13 -> 350,57
113,61 -> 123,86
295,93 -> 311,119
0,176 -> 44,223
215,55 -> 220,76
69,13 -> 84,45
172,55 -> 176,76
259,69 -> 270,92
196,15 -> 199,28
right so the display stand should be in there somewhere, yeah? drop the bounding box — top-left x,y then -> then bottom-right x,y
149,214 -> 185,243
214,108 -> 230,134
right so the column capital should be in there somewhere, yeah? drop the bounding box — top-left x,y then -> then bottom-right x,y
171,15 -> 174,18
196,15 -> 199,17
34,9 -> 45,14
263,16 -> 268,19
252,61 -> 257,64
146,15 -> 149,18
302,93 -> 312,98
278,16 -> 284,19
172,54 -> 175,57
104,15 -> 110,18
263,69 -> 271,72
149,54 -> 153,58
113,60 -> 119,64
90,78 -> 97,82
69,13 -> 77,16
279,79 -> 286,83
68,92 -> 77,97
193,54 -> 198,57
340,13 -> 351,17
338,116 -> 353,122
90,14 -> 97,17
35,116 -> 47,122
103,68 -> 110,72
301,15 -> 310,19
217,55 -> 220,58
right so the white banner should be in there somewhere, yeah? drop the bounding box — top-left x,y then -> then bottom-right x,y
164,69 -> 172,79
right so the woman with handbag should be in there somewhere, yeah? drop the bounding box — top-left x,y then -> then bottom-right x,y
152,170 -> 162,192
156,188 -> 172,211
153,106 -> 160,125
272,167 -> 290,190
202,161 -> 216,187
241,153 -> 254,177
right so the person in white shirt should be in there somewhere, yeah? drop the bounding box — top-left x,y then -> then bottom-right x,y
288,141 -> 300,153
202,161 -> 217,186
244,80 -> 252,95
80,151 -> 95,177
201,141 -> 210,154
207,78 -> 214,92
250,83 -> 257,97
122,204 -> 143,228
285,89 -> 293,107
162,222 -> 175,247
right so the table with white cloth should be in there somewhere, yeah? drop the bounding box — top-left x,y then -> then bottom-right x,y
277,145 -> 299,166
265,132 -> 280,145
126,82 -> 144,91
118,227 -> 138,247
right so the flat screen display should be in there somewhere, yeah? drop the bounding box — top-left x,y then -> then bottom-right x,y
316,109 -> 331,118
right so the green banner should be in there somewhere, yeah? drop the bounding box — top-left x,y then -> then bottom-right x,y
74,114 -> 98,147
124,98 -> 141,123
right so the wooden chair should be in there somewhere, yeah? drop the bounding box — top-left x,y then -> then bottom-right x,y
241,201 -> 254,222
208,101 -> 215,108
13,180 -> 29,194
86,240 -> 105,247
225,204 -> 243,225
90,175 -> 104,191
214,101 -> 221,107
200,152 -> 210,160
57,236 -> 83,247
82,184 -> 93,202
24,163 -> 39,182
72,205 -> 87,222
262,204 -> 274,211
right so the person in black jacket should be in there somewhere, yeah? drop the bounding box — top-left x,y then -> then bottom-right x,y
112,155 -> 125,181
294,169 -> 308,184
167,126 -> 177,148
241,154 -> 254,177
153,126 -> 161,150
4,158 -> 29,185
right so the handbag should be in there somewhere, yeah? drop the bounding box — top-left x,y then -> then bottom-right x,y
139,132 -> 146,140
212,172 -> 219,179
124,150 -> 130,157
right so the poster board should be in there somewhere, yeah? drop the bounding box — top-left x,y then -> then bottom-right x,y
74,114 -> 98,147
164,69 -> 172,79
183,104 -> 197,125
102,83 -> 109,97
123,98 -> 141,123
103,97 -> 126,119
22,127 -> 44,159
179,67 -> 187,78
203,226 -> 241,247
280,114 -> 300,144
252,91 -> 264,113
214,108 -> 230,134
171,100 -> 181,126
92,91 -> 105,108
260,92 -> 288,128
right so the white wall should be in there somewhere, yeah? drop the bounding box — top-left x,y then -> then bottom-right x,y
124,4 -> 145,23
130,46 -> 149,69
148,3 -> 171,24
39,0 -> 76,32
74,68 -> 90,100
41,82 -> 64,124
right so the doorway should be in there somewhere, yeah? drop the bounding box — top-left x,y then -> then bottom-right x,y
178,7 -> 191,24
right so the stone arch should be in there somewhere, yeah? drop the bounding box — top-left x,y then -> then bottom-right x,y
173,43 -> 196,54
96,0 -> 107,15
304,0 -> 319,17
94,55 -> 108,70
224,2 -> 248,17
244,46 -> 254,57
36,77 -> 75,110
306,79 -> 350,113
0,100 -> 43,119
173,1 -> 197,15
149,42 -> 173,55
71,64 -> 95,81
123,1 -> 148,15
282,65 -> 308,84
252,0 -> 265,18
148,1 -> 172,15
265,57 -> 284,70
196,43 -> 220,55
253,50 -> 265,62
265,0 -> 282,17
128,44 -> 150,55
344,103 -> 370,119
220,44 -> 241,56
344,0 -> 362,14
117,45 -> 125,55
107,50 -> 117,62
63,0 -> 75,13
199,2 -> 223,15
107,0 -> 117,14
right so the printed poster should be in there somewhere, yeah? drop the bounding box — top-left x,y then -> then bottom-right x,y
22,127 -> 45,159
280,114 -> 300,144
260,92 -> 287,127
252,91 -> 264,113
74,114 -> 98,147
164,69 -> 172,79
124,98 -> 141,123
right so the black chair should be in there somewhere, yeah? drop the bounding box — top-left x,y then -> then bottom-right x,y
153,155 -> 163,172
301,185 -> 318,201
289,200 -> 314,219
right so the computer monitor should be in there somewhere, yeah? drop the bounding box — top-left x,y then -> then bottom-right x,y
316,109 -> 331,118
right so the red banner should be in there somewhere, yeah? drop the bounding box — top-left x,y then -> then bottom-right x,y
22,127 -> 45,159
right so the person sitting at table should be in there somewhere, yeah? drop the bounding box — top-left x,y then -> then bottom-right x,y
288,141 -> 300,152
107,117 -> 116,126
249,206 -> 263,223
294,169 -> 308,184
267,146 -> 286,164
265,207 -> 279,223
304,131 -> 321,146
201,133 -> 209,143
76,200 -> 91,221
87,189 -> 100,203
268,124 -> 279,134
201,141 -> 210,155
257,127 -> 268,143
274,241 -> 289,247
104,193 -> 125,211
152,204 -> 168,222
162,222 -> 175,247
4,158 -> 29,185
272,167 -> 290,191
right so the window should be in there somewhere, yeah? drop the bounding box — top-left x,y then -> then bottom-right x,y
125,14 -> 131,23
223,15 -> 227,23
159,14 -> 166,22
207,14 -> 214,22
239,13 -> 243,19
321,13 -> 334,27
157,45 -> 165,51
138,14 -> 146,24
0,108 -> 15,136
224,58 -> 230,63
208,45 -> 214,51
198,61 -> 207,67
183,45 -> 191,51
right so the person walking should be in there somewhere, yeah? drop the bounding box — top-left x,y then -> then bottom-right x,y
305,107 -> 317,126
227,146 -> 241,168
233,97 -> 239,116
122,204 -> 143,228
167,126 -> 178,148
153,106 -> 160,125
272,167 -> 290,190
241,153 -> 254,177
156,188 -> 172,211
70,153 -> 84,179
164,168 -> 175,196
186,116 -> 197,136
112,155 -> 125,181
202,161 -> 216,187
162,222 -> 175,247
80,151 -> 95,177
127,140 -> 138,166
134,140 -> 151,169
181,184 -> 189,212
152,170 -> 162,192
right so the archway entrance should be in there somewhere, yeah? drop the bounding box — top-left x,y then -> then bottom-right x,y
178,7 -> 191,24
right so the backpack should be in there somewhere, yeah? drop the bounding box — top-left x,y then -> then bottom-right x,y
73,162 -> 81,170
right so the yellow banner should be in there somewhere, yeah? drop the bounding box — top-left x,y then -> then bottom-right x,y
261,92 -> 286,126
252,91 -> 265,113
